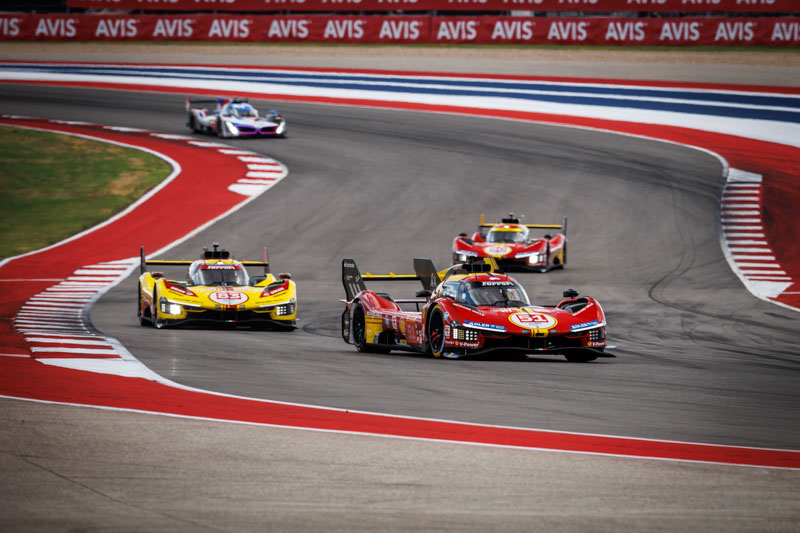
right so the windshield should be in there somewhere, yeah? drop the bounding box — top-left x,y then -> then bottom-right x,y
458,280 -> 530,307
192,265 -> 248,286
231,103 -> 257,118
487,227 -> 527,243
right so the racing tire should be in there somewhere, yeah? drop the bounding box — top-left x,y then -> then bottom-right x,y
564,350 -> 598,363
216,118 -> 224,138
427,307 -> 447,358
152,288 -> 166,329
352,302 -> 389,353
188,115 -> 200,134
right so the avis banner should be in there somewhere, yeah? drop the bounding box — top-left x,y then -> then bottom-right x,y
64,0 -> 800,14
1,14 -> 798,45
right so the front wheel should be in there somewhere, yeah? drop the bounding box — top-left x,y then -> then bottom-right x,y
216,118 -> 225,138
152,288 -> 166,329
137,284 -> 149,327
564,350 -> 598,363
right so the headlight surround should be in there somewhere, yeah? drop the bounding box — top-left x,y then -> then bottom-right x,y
588,327 -> 606,342
455,250 -> 478,262
159,299 -> 182,316
274,298 -> 296,316
225,121 -> 239,135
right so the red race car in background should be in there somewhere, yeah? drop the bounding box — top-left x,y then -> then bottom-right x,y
452,214 -> 567,272
341,257 -> 609,362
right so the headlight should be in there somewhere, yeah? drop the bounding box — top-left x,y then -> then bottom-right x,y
515,251 -> 543,264
588,327 -> 605,342
275,298 -> 296,316
451,326 -> 478,342
225,121 -> 239,135
160,300 -> 182,316
276,120 -> 286,134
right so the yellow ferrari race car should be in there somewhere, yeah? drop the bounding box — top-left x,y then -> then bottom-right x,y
137,243 -> 297,330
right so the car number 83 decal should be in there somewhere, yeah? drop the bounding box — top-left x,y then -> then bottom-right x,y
509,312 -> 557,330
209,291 -> 249,305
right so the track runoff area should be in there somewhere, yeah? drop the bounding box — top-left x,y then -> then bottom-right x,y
0,63 -> 798,469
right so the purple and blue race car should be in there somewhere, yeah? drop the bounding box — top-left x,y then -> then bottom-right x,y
186,97 -> 287,138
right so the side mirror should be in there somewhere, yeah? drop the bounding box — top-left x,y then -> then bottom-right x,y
415,289 -> 431,298
279,273 -> 292,280
458,232 -> 468,237
563,289 -> 579,298
152,272 -> 163,279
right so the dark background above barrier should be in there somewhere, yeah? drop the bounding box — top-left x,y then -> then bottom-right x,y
54,0 -> 800,14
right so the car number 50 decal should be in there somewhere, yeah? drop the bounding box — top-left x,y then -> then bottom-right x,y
509,312 -> 557,330
209,291 -> 249,305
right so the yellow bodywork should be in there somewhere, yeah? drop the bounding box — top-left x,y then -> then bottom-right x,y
138,258 -> 297,328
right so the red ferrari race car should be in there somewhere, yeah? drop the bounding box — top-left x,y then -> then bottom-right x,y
341,257 -> 609,362
452,214 -> 567,272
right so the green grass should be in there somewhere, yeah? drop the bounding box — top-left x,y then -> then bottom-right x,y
0,126 -> 172,259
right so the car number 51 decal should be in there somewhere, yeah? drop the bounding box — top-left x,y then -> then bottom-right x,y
509,312 -> 557,330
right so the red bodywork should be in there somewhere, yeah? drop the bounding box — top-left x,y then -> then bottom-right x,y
341,259 -> 607,362
452,215 -> 567,272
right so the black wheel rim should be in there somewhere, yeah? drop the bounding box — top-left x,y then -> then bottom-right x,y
429,310 -> 445,355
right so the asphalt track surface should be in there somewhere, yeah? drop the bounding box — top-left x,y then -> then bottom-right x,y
2,79 -> 799,530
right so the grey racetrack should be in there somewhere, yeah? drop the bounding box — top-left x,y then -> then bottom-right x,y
1,51 -> 799,531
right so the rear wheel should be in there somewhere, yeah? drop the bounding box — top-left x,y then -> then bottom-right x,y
352,302 -> 389,353
352,302 -> 369,352
428,307 -> 447,358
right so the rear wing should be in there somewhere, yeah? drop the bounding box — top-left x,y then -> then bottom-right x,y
140,245 -> 270,275
478,214 -> 567,235
341,258 -> 442,301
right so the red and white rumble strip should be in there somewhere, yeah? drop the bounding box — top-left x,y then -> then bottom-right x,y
720,169 -> 795,308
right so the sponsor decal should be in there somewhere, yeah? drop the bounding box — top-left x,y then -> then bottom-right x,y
464,320 -> 506,332
485,244 -> 512,257
209,291 -> 249,305
480,281 -> 514,287
509,312 -> 557,330
570,319 -> 600,332
164,281 -> 195,297
444,325 -> 450,338
455,341 -> 480,348
262,284 -> 287,297
201,264 -> 238,270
